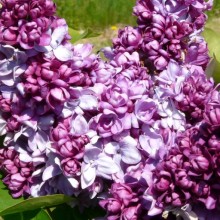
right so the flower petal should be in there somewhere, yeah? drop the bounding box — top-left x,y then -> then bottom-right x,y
71,114 -> 88,135
120,136 -> 141,164
79,94 -> 98,110
81,163 -> 96,189
54,45 -> 73,61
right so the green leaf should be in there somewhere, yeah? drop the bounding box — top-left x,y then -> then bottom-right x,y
203,28 -> 220,61
2,213 -> 22,220
0,179 -> 24,215
203,25 -> 220,82
0,194 -> 73,216
50,204 -> 81,220
68,28 -> 84,43
80,28 -> 100,39
50,202 -> 106,220
3,209 -> 51,220
32,209 -> 52,220
68,27 -> 100,43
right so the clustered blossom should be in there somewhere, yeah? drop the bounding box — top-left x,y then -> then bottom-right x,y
113,0 -> 212,72
0,0 -> 218,219
150,90 -> 220,214
0,147 -> 33,198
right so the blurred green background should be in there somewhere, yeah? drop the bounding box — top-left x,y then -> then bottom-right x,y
53,0 -> 136,30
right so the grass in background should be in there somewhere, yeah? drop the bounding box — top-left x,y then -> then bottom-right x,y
53,0 -> 136,30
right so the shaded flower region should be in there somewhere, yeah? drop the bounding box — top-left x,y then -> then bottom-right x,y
0,0 -> 219,220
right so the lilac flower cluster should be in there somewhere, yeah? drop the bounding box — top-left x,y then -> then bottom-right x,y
0,0 -> 218,219
113,0 -> 212,72
150,89 -> 220,213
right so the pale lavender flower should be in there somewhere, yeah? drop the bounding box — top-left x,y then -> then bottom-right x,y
99,77 -> 129,115
104,136 -> 142,165
0,45 -> 27,86
135,98 -> 158,124
155,60 -> 188,99
81,141 -> 119,189
157,100 -> 186,131
139,125 -> 164,159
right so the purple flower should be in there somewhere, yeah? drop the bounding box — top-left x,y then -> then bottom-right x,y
89,110 -> 123,138
91,60 -> 114,85
99,182 -> 143,219
142,40 -> 170,71
0,0 -> 215,218
61,157 -> 81,177
113,26 -> 142,52
0,44 -> 27,86
204,89 -> 220,130
121,206 -> 140,220
99,77 -> 129,115
1,9 -> 16,26
46,87 -> 70,111
99,198 -> 122,215
135,98 -> 157,124
150,126 -> 219,211
13,2 -> 29,19
155,60 -> 187,99
81,142 -> 119,189
0,26 -> 18,45
133,1 -> 152,25
29,0 -> 56,19
111,183 -> 135,206
139,125 -> 164,159
51,117 -> 89,158
18,20 -> 51,49
185,36 -> 210,69
0,148 -> 33,198
104,136 -> 142,165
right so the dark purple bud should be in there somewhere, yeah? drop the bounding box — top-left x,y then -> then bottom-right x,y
133,1 -> 152,23
204,104 -> 220,129
1,10 -> 15,26
113,26 -> 142,52
154,171 -> 171,192
0,97 -> 11,112
191,156 -> 210,172
0,26 -> 18,45
13,2 -> 29,19
121,206 -> 140,220
99,198 -> 122,214
111,183 -> 135,206
29,0 -> 56,19
165,192 -> 183,207
61,158 -> 81,177
192,181 -> 210,197
175,170 -> 193,189
2,160 -> 19,174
